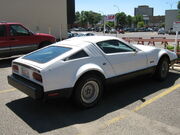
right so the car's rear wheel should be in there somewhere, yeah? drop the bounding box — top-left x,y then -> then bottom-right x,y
74,75 -> 103,108
154,57 -> 169,81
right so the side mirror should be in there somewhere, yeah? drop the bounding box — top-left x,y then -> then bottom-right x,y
133,49 -> 138,53
28,31 -> 34,36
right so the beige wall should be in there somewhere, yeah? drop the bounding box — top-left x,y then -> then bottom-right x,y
165,10 -> 180,32
0,0 -> 68,39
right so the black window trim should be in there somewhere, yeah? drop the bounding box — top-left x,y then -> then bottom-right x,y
96,39 -> 139,55
96,39 -> 138,54
63,49 -> 89,62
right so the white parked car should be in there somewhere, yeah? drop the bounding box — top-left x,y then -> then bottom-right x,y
158,29 -> 165,35
8,36 -> 177,108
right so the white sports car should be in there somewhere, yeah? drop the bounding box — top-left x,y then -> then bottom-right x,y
8,36 -> 177,108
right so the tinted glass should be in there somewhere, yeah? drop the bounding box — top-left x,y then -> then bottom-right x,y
0,25 -> 6,37
23,46 -> 71,63
64,50 -> 89,61
10,25 -> 29,36
97,40 -> 134,54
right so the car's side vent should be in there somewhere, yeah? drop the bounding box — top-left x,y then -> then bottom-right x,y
63,50 -> 89,61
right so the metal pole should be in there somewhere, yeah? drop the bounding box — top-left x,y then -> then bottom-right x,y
174,31 -> 178,53
48,25 -> 51,35
103,16 -> 105,35
60,24 -> 62,41
114,5 -> 120,37
99,11 -> 105,35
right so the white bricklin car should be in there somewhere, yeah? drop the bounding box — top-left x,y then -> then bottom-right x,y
8,36 -> 177,108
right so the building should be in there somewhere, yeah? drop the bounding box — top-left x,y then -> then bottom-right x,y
165,10 -> 180,31
0,0 -> 75,39
149,16 -> 165,27
134,5 -> 154,17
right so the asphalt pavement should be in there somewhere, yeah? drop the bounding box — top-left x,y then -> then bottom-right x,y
0,32 -> 180,135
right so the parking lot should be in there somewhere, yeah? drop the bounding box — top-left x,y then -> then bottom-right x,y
0,32 -> 180,135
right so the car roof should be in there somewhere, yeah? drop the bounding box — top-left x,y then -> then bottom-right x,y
68,36 -> 121,43
53,36 -> 126,49
0,22 -> 22,25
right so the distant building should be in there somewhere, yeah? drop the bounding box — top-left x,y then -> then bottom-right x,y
149,16 -> 165,27
134,5 -> 154,16
0,0 -> 75,39
165,10 -> 180,31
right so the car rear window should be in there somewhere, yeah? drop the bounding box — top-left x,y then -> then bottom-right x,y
23,46 -> 71,63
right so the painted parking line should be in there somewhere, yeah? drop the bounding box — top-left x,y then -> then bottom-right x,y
0,88 -> 16,94
132,83 -> 180,112
1,84 -> 180,129
105,83 -> 180,126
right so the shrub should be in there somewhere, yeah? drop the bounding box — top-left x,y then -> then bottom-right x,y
166,45 -> 180,51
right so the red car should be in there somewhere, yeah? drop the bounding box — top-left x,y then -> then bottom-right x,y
0,22 -> 56,57
117,29 -> 125,34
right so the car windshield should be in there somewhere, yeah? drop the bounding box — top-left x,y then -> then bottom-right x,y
23,46 -> 71,63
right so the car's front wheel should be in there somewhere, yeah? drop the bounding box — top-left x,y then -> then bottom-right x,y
154,57 -> 170,81
74,75 -> 103,108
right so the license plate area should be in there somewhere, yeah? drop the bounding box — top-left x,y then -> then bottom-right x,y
21,66 -> 29,78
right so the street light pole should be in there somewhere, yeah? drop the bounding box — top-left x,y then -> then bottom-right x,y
99,11 -> 106,35
113,5 -> 120,37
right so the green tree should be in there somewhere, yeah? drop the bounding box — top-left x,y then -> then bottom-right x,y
137,21 -> 145,28
159,23 -> 165,28
75,11 -> 80,23
106,21 -> 115,27
126,15 -> 132,27
75,11 -> 102,27
133,15 -> 143,27
88,11 -> 102,26
178,1 -> 180,19
178,1 -> 180,9
115,12 -> 127,28
78,11 -> 88,26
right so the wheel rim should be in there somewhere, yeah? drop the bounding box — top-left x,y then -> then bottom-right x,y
81,81 -> 99,104
161,61 -> 169,78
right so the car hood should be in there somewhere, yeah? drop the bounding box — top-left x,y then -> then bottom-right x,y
132,44 -> 177,61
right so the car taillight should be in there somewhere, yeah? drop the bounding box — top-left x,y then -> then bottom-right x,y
33,72 -> 42,83
12,65 -> 19,73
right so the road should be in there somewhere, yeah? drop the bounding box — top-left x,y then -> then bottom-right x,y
78,31 -> 178,48
0,55 -> 180,135
93,31 -> 177,39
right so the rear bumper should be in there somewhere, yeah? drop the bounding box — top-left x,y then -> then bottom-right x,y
7,74 -> 73,100
8,74 -> 43,99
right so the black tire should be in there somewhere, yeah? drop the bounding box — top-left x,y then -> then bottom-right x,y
39,41 -> 52,48
154,57 -> 170,81
74,75 -> 104,108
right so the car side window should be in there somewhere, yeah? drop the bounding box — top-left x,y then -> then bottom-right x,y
64,50 -> 89,61
96,40 -> 134,54
10,25 -> 29,36
0,25 -> 6,37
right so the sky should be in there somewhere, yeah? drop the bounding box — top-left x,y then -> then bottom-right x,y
75,0 -> 179,16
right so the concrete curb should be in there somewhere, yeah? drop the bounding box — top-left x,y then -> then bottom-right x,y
170,64 -> 180,72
